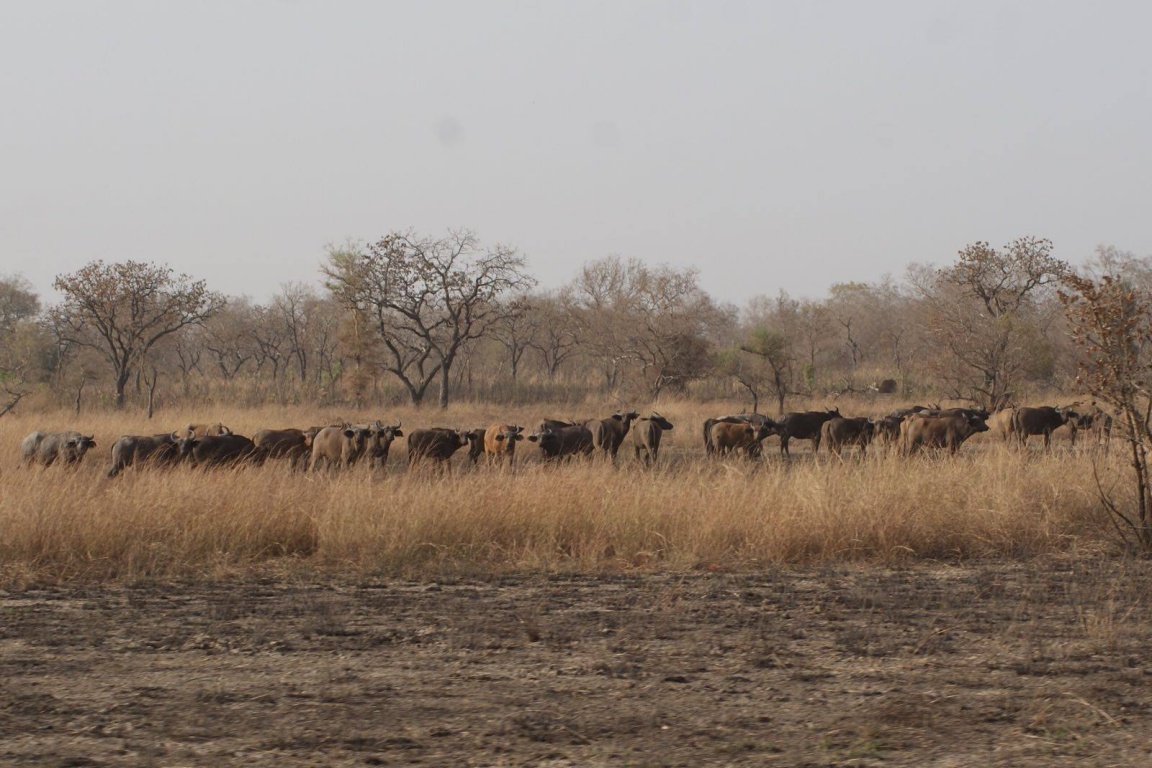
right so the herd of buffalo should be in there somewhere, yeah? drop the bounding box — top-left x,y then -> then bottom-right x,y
15,402 -> 1114,476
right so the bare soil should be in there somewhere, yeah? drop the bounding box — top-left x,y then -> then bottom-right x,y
4,559 -> 1152,767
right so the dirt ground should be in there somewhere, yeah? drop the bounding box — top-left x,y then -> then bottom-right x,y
3,559 -> 1152,767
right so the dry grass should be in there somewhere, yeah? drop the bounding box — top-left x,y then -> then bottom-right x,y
0,399 -> 1119,583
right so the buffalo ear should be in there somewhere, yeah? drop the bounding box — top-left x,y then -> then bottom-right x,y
393,428 -> 404,437
343,429 -> 356,438
513,433 -> 524,441
527,434 -> 540,443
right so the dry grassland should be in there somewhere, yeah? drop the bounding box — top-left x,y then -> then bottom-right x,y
7,401 -> 1152,766
0,399 -> 1118,583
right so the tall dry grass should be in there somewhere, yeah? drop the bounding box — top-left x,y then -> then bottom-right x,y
0,400 -> 1117,583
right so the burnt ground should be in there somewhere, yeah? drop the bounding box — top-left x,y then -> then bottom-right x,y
3,560 -> 1152,767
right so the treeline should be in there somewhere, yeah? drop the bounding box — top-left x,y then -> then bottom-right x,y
0,231 -> 1147,415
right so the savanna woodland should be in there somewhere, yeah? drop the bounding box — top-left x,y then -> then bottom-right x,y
6,233 -> 1152,766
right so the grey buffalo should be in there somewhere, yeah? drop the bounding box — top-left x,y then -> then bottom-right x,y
631,413 -> 674,465
107,433 -> 180,477
308,426 -> 371,471
21,431 -> 97,467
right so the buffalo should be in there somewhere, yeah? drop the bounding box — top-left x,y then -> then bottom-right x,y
178,433 -> 264,468
591,411 -> 640,461
705,418 -> 775,458
1012,406 -> 1078,450
407,428 -> 471,466
180,423 -> 232,439
363,421 -> 404,468
21,431 -> 97,467
777,408 -> 841,455
308,426 -> 371,471
631,413 -> 674,465
528,424 -> 594,460
463,427 -> 488,465
107,433 -> 180,477
901,413 -> 988,455
871,416 -> 904,447
1073,406 -> 1114,450
253,428 -> 312,468
484,423 -> 525,467
820,417 -> 875,457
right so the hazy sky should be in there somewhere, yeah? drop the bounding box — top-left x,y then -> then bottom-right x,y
3,1 -> 1150,306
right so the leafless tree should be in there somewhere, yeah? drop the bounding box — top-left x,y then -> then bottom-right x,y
911,237 -> 1067,408
323,230 -> 536,407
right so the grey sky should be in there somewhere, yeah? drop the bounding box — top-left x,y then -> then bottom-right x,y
3,1 -> 1149,306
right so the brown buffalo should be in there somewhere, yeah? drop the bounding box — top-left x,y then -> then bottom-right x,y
631,413 -> 674,465
407,428 -> 471,466
21,431 -> 97,467
901,414 -> 989,455
1012,406 -> 1078,450
308,426 -> 371,471
484,424 -> 525,467
820,417 -> 875,457
706,419 -> 774,458
777,408 -> 841,455
253,428 -> 312,468
528,424 -> 594,459
591,411 -> 640,461
177,434 -> 265,468
107,433 -> 180,477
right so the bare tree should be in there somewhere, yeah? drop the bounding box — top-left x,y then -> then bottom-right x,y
323,230 -> 536,407
911,237 -> 1067,408
526,290 -> 583,379
570,256 -> 725,397
51,261 -> 224,408
1060,272 -> 1152,550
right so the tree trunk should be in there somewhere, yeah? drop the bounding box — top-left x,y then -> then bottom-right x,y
115,369 -> 130,409
438,363 -> 451,409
